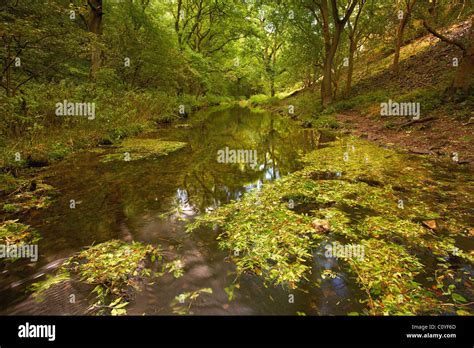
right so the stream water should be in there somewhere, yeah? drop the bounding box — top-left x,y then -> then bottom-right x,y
0,105 -> 471,315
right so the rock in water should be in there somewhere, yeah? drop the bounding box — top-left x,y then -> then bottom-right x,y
26,154 -> 50,168
422,220 -> 437,230
29,180 -> 37,192
312,219 -> 330,234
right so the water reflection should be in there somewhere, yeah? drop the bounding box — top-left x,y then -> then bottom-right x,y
0,106 -> 351,315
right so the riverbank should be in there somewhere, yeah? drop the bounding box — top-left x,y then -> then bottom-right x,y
255,16 -> 473,167
0,85 -> 233,174
263,87 -> 473,168
0,86 -> 235,218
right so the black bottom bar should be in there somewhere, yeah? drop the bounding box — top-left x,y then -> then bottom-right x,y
0,315 -> 472,346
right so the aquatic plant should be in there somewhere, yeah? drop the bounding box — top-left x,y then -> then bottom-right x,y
31,240 -> 162,315
0,220 -> 40,262
188,137 -> 473,315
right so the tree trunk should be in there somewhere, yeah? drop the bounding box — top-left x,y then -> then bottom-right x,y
5,41 -> 11,97
319,0 -> 358,106
333,75 -> 339,99
345,37 -> 356,96
321,54 -> 333,106
88,0 -> 103,79
451,28 -> 474,93
393,1 -> 416,74
393,14 -> 408,74
423,17 -> 473,94
321,27 -> 342,106
175,0 -> 183,50
270,74 -> 275,97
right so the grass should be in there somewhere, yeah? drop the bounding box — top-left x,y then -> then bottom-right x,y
248,94 -> 281,106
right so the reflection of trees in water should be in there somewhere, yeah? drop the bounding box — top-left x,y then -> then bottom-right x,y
178,108 -> 318,211
38,107 -> 319,247
11,107 -> 322,297
259,118 -> 282,181
181,166 -> 260,211
256,116 -> 318,181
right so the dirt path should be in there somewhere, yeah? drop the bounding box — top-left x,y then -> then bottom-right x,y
337,111 -> 474,167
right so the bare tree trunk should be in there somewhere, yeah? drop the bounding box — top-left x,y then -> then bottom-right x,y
333,76 -> 339,99
393,0 -> 416,75
320,0 -> 333,106
322,26 -> 343,105
393,15 -> 408,74
345,0 -> 365,96
345,37 -> 356,96
175,0 -> 183,49
6,40 -> 11,97
270,49 -> 277,97
88,0 -> 103,79
321,53 -> 334,106
451,26 -> 474,92
320,0 -> 358,106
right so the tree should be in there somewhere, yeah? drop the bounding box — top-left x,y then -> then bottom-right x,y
255,3 -> 289,96
88,0 -> 103,79
305,0 -> 358,106
284,1 -> 325,89
422,9 -> 473,94
344,0 -> 367,96
392,0 -> 417,74
170,0 -> 251,55
102,0 -> 182,91
167,0 -> 254,96
1,0 -> 86,96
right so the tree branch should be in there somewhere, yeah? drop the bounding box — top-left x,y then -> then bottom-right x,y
422,20 -> 466,51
